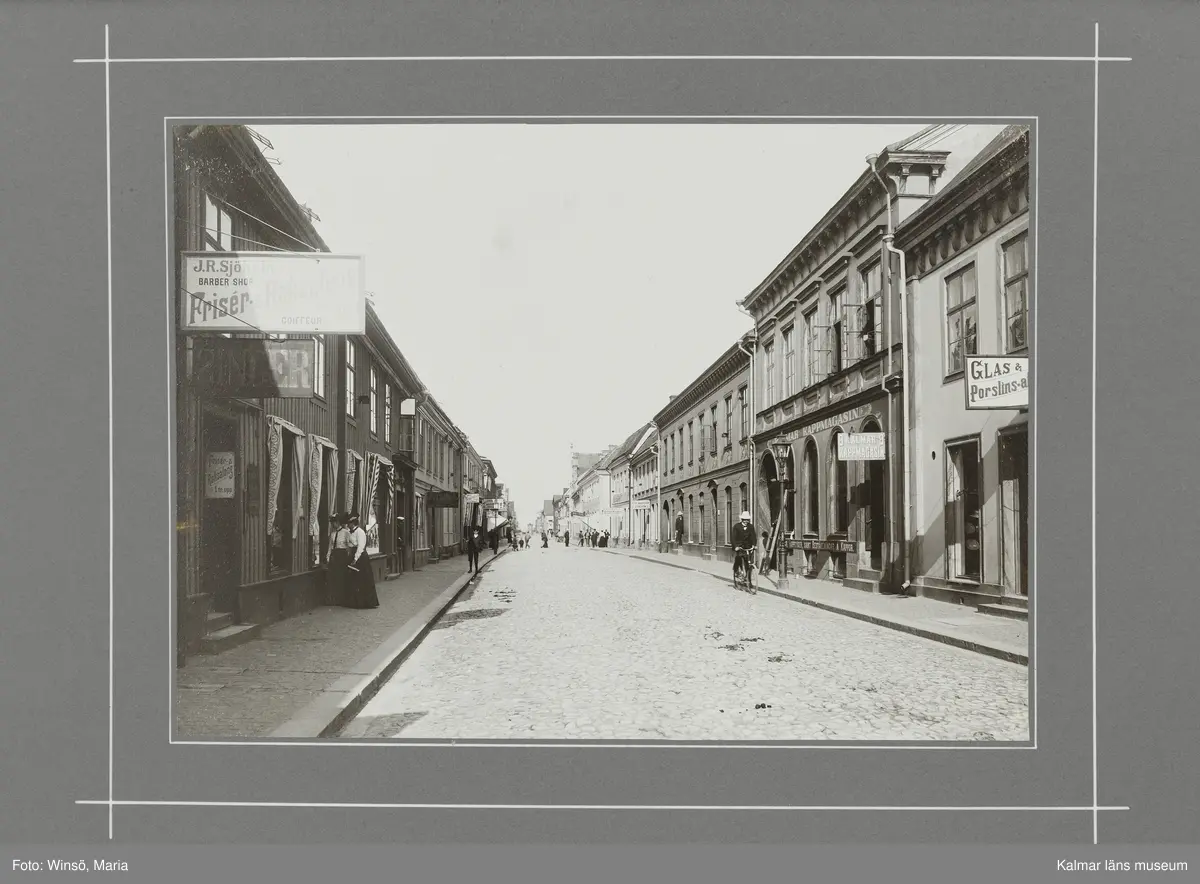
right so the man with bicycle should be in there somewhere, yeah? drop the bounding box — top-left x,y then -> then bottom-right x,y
731,510 -> 757,586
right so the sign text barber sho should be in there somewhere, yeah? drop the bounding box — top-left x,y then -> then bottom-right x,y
181,252 -> 366,334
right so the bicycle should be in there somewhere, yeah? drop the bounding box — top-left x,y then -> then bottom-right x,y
732,547 -> 758,594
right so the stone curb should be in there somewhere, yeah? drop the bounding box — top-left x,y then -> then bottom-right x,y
600,547 -> 1028,667
269,548 -> 510,739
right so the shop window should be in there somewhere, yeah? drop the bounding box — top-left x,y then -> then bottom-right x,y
945,438 -> 983,581
1002,232 -> 1029,352
829,287 -> 845,375
782,326 -> 795,398
856,261 -> 882,360
763,342 -> 776,406
724,486 -> 733,544
830,431 -> 849,533
369,368 -> 379,436
313,335 -> 326,400
804,439 -> 820,534
345,341 -> 357,418
945,263 -> 979,375
384,385 -> 392,444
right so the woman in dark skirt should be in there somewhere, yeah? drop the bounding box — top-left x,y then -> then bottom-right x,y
325,513 -> 352,607
345,514 -> 380,609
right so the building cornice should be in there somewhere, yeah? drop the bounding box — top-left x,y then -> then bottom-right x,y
653,342 -> 750,427
740,148 -> 950,316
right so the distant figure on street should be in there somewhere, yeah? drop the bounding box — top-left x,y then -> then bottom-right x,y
326,513 -> 352,607
345,514 -> 380,609
674,513 -> 684,547
489,528 -> 499,555
731,511 -> 757,584
467,527 -> 482,575
542,531 -> 549,548
563,531 -> 569,547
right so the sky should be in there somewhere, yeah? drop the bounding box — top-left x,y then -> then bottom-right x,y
254,123 -> 929,522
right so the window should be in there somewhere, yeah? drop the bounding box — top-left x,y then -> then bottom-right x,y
709,405 -> 718,456
945,439 -> 983,581
782,326 -> 795,398
830,431 -> 849,533
724,487 -> 733,545
803,307 -> 819,386
384,385 -> 392,443
1002,233 -> 1029,352
763,342 -> 776,406
369,367 -> 379,435
669,433 -> 675,472
688,494 -> 695,542
739,386 -> 748,439
202,193 -> 234,252
313,335 -> 326,399
688,421 -> 694,463
829,287 -> 845,375
945,264 -> 979,374
857,262 -> 882,359
738,483 -> 748,521
724,395 -> 733,446
345,341 -> 357,417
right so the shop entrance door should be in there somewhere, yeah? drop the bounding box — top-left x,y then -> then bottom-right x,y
1000,429 -> 1030,596
200,412 -> 241,614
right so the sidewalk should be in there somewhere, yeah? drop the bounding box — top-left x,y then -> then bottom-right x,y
175,548 -> 509,740
595,545 -> 1028,666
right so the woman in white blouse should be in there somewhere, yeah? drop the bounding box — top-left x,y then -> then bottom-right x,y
345,514 -> 380,609
326,513 -> 354,607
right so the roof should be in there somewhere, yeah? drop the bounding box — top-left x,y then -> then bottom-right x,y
897,124 -> 1030,241
606,422 -> 655,466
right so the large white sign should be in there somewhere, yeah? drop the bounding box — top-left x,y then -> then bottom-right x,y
205,451 -> 236,498
965,356 -> 1030,410
838,432 -> 886,461
181,252 -> 366,334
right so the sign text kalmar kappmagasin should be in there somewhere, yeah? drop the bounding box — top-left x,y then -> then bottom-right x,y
964,355 -> 1029,410
181,252 -> 366,334
837,432 -> 886,461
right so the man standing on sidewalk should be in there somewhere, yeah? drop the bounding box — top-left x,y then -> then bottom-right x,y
467,528 -> 482,575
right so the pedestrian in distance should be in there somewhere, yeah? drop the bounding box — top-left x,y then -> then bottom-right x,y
325,513 -> 353,607
466,527 -> 482,575
489,528 -> 500,556
345,514 -> 380,609
674,512 -> 684,548
731,510 -> 757,586
542,531 -> 549,548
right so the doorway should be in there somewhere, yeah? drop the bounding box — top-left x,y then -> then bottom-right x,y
999,429 -> 1029,595
945,437 -> 983,582
200,412 -> 241,614
862,420 -> 885,571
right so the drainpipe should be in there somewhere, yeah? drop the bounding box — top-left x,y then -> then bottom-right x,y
735,315 -> 758,527
867,154 -> 912,593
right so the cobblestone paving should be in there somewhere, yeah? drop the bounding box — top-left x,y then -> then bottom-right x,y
353,546 -> 1030,741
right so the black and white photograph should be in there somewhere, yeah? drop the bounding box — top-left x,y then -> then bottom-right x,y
173,121 -> 1033,743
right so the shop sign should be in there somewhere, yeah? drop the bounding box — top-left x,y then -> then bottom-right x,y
205,451 -> 236,498
181,252 -> 365,334
464,493 -> 481,505
778,404 -> 873,443
838,432 -> 886,461
785,537 -> 855,553
428,491 -> 461,508
964,356 -> 1029,410
192,338 -> 316,398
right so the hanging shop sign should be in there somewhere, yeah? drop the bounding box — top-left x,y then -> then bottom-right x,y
965,356 -> 1030,410
180,252 -> 366,334
428,491 -> 461,508
191,338 -> 316,398
838,432 -> 886,461
205,451 -> 236,499
786,537 -> 855,553
464,493 -> 481,505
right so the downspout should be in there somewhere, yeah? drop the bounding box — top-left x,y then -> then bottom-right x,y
735,313 -> 758,526
867,154 -> 912,593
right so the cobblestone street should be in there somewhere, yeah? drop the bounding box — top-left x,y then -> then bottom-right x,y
348,545 -> 1029,741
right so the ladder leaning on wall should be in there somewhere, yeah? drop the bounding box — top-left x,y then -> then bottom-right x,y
759,488 -> 791,576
